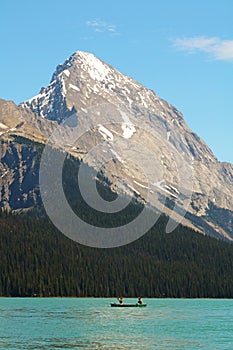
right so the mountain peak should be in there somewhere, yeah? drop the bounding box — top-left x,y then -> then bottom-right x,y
51,51 -> 114,83
73,50 -> 98,60
74,50 -> 93,56
19,50 -> 145,121
71,50 -> 114,82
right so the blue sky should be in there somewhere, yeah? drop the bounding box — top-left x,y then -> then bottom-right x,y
1,0 -> 233,163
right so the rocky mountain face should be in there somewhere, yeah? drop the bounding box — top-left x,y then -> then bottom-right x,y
0,51 -> 233,240
0,99 -> 53,210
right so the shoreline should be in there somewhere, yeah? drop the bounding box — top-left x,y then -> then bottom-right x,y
0,296 -> 233,299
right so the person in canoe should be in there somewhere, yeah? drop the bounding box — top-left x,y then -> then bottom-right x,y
137,297 -> 143,305
118,296 -> 123,304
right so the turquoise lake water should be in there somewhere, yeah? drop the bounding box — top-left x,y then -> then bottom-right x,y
0,298 -> 233,349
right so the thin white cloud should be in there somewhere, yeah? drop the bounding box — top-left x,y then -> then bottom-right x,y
86,19 -> 118,34
173,36 -> 233,61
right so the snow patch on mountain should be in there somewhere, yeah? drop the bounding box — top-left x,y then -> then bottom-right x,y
133,180 -> 149,189
98,125 -> 114,141
153,180 -> 178,199
111,149 -> 124,163
127,184 -> 140,196
0,122 -> 8,129
121,123 -> 136,139
63,69 -> 70,77
69,84 -> 80,92
60,74 -> 67,96
118,108 -> 136,139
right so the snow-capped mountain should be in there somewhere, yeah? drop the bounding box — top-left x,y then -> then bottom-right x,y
1,51 -> 233,240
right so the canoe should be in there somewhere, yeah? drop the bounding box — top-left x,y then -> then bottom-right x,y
110,302 -> 147,307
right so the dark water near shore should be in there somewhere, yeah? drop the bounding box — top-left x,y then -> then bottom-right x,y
0,298 -> 233,349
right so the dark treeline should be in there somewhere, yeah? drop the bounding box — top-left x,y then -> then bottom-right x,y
0,211 -> 233,298
0,149 -> 233,297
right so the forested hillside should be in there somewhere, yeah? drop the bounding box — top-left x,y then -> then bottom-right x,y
1,211 -> 233,298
